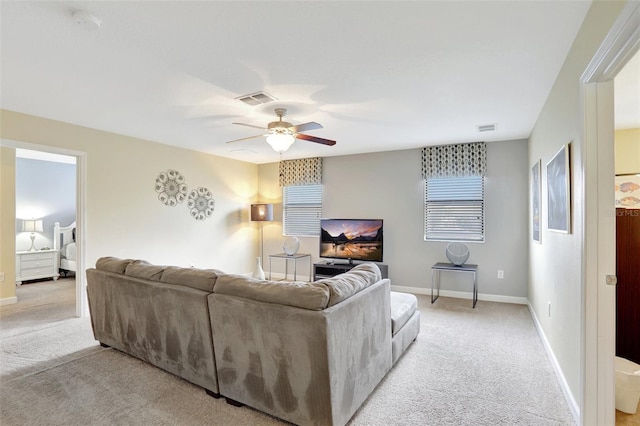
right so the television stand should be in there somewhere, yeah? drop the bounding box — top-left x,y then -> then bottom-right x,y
313,261 -> 388,281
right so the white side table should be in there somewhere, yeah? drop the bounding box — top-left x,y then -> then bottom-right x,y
16,249 -> 60,285
268,253 -> 312,282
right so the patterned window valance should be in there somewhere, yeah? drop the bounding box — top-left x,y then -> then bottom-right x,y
279,157 -> 323,187
421,142 -> 487,179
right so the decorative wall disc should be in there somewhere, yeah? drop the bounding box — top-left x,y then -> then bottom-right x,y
188,187 -> 215,220
155,169 -> 187,207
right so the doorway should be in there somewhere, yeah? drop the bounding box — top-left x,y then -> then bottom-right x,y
613,49 -> 640,423
1,140 -> 87,318
14,149 -> 77,323
582,2 -> 640,425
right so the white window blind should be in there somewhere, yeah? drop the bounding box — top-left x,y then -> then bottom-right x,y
283,184 -> 322,236
424,176 -> 485,242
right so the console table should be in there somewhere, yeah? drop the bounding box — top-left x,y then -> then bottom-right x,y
313,262 -> 388,281
269,253 -> 312,282
431,262 -> 478,308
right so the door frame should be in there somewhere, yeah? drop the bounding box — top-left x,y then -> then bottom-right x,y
3,139 -> 88,318
581,2 -> 640,425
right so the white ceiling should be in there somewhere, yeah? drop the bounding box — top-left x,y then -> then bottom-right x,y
2,1 -> 633,165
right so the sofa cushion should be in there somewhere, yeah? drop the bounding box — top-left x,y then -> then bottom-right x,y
124,260 -> 165,282
214,274 -> 330,311
95,257 -> 135,275
390,291 -> 418,336
317,263 -> 382,307
160,267 -> 223,292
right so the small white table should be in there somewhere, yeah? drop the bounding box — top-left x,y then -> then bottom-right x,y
269,253 -> 311,282
16,249 -> 60,285
431,262 -> 478,308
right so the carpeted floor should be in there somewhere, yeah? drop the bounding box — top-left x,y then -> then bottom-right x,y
1,281 -> 580,425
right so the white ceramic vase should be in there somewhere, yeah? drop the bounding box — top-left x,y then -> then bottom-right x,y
252,256 -> 265,280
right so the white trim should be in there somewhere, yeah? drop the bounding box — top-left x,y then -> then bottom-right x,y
16,148 -> 76,164
75,151 -> 88,318
581,1 -> 640,83
580,2 -> 640,425
1,138 -> 88,318
0,296 -> 17,306
528,302 -> 580,423
390,285 -> 528,305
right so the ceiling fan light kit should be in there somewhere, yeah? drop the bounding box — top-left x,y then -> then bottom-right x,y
266,133 -> 296,152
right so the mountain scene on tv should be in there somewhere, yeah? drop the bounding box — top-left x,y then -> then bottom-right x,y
320,220 -> 383,261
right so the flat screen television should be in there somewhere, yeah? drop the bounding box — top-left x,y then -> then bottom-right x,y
319,219 -> 383,263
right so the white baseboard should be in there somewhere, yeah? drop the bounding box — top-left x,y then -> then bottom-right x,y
0,296 -> 17,306
527,302 -> 580,424
390,285 -> 528,305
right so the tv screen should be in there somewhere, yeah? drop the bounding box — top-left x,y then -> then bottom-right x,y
319,219 -> 383,263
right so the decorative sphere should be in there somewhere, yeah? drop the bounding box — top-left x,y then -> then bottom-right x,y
446,242 -> 469,266
283,237 -> 300,256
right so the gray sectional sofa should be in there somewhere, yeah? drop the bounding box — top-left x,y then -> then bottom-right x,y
86,257 -> 419,426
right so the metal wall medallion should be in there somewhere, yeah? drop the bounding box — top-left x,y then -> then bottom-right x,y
155,169 -> 188,207
188,187 -> 215,220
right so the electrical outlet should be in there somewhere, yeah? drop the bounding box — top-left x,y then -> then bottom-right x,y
497,270 -> 504,279
0,272 -> 4,282
548,301 -> 551,317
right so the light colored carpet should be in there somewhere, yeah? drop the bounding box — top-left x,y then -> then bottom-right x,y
0,283 -> 576,426
0,279 -> 102,381
1,278 -> 76,337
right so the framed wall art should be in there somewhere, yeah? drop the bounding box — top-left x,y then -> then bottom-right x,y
531,159 -> 541,243
546,143 -> 571,233
615,174 -> 640,208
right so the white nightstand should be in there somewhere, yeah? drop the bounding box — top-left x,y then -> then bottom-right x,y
15,249 -> 60,285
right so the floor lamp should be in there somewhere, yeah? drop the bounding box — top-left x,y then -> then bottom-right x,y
250,203 -> 273,279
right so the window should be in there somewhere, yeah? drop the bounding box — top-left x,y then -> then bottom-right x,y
424,176 -> 484,242
283,184 -> 322,236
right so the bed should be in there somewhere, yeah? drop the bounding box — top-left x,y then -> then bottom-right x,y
54,221 -> 77,276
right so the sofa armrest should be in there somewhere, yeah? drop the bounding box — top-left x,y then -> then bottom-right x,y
208,279 -> 391,426
86,268 -> 219,394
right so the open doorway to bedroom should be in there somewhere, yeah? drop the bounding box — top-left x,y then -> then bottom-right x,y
10,149 -> 77,326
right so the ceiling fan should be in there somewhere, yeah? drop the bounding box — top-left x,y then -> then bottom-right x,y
226,108 -> 337,152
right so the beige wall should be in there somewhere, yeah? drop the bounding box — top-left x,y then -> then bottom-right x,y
0,110 -> 260,305
259,140 -> 530,299
615,128 -> 640,174
528,0 -> 627,416
0,147 -> 17,302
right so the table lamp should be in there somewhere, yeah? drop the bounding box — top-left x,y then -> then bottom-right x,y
22,219 -> 44,251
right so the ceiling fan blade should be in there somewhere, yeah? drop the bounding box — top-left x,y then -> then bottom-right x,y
295,133 -> 336,146
225,134 -> 264,144
232,122 -> 266,130
291,121 -> 323,133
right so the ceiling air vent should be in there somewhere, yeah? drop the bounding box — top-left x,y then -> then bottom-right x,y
236,92 -> 277,106
476,123 -> 497,132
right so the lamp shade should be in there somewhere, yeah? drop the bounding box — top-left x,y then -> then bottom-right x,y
250,204 -> 273,222
22,219 -> 44,233
266,133 -> 295,152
